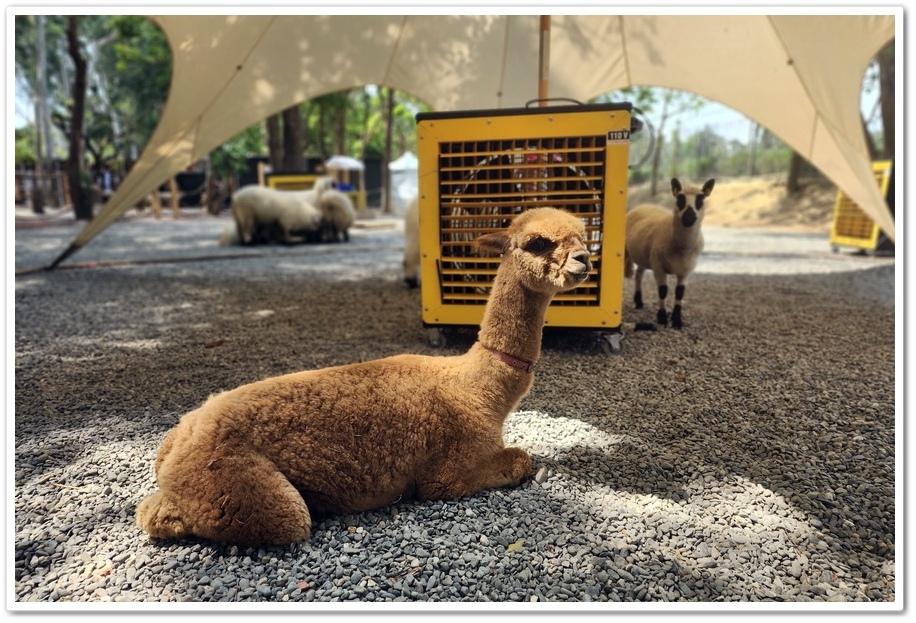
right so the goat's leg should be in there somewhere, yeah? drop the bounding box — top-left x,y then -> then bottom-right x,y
671,276 -> 687,329
633,266 -> 645,309
654,273 -> 669,326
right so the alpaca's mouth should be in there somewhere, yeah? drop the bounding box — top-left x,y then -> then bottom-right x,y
568,268 -> 590,283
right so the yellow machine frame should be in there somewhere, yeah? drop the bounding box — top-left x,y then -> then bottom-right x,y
416,103 -> 633,351
829,160 -> 894,254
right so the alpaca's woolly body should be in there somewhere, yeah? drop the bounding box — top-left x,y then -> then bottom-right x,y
624,178 -> 715,329
136,207 -> 591,546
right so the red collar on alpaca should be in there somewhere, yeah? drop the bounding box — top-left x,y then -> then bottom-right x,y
481,344 -> 535,373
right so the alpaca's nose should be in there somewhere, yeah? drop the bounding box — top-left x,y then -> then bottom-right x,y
572,250 -> 591,271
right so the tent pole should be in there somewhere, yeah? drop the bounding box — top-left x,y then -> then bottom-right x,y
538,16 -> 550,105
45,242 -> 82,271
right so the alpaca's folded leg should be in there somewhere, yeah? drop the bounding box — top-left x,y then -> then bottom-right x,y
137,452 -> 313,546
464,447 -> 532,494
417,447 -> 531,502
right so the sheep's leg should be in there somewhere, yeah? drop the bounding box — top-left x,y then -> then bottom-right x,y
655,274 -> 669,326
137,450 -> 313,546
671,276 -> 687,329
633,266 -> 645,309
234,215 -> 252,245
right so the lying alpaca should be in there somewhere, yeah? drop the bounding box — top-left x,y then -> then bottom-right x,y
402,195 -> 420,288
231,185 -> 322,245
624,177 -> 715,329
136,207 -> 592,546
316,189 -> 357,242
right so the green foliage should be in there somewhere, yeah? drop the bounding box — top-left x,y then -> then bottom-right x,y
210,124 -> 265,177
99,16 -> 171,147
15,127 -> 36,167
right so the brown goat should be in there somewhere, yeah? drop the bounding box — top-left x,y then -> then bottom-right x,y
136,207 -> 593,546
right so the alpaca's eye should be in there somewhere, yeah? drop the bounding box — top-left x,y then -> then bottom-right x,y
524,236 -> 555,255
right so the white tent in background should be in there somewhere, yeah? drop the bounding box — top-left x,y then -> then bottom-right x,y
42,12 -> 899,269
388,152 -> 419,214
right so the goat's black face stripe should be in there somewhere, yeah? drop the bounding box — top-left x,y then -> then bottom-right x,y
676,194 -> 686,209
695,195 -> 704,210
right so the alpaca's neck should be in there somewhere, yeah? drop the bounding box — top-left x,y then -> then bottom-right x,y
477,265 -> 553,364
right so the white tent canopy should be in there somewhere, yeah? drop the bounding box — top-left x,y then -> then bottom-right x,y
47,12 -> 898,268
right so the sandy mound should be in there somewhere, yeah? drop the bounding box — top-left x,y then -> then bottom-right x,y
627,174 -> 838,233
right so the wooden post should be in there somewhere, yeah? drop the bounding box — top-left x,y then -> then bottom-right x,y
169,177 -> 180,219
150,188 -> 162,219
538,16 -> 551,105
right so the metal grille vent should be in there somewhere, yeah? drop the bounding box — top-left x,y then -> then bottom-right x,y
832,167 -> 887,240
435,135 -> 607,307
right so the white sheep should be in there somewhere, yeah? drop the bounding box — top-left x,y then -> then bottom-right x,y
402,195 -> 420,288
230,185 -> 323,245
316,189 -> 357,242
135,207 -> 592,546
624,177 -> 715,329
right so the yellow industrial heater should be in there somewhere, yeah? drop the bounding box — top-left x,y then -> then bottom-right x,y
416,102 -> 635,353
829,160 -> 894,255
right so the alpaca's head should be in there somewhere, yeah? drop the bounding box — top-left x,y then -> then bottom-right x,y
670,178 -> 715,228
474,207 -> 591,294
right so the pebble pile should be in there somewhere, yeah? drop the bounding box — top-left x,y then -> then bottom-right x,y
13,215 -> 897,608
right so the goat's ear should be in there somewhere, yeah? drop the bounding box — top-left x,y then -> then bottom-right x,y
474,232 -> 510,256
670,178 -> 682,195
702,179 -> 715,196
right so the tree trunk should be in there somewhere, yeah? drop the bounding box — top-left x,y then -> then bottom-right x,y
266,113 -> 283,171
746,123 -> 759,176
336,98 -> 347,155
786,151 -> 803,194
383,87 -> 394,213
649,134 -> 664,196
281,104 -> 305,171
66,16 -> 93,220
877,43 -> 894,159
862,114 -> 879,160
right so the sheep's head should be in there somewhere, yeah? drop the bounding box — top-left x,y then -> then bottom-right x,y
313,176 -> 337,195
474,207 -> 591,294
670,178 -> 715,228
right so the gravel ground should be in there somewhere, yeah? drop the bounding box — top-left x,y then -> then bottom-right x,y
10,210 -> 899,613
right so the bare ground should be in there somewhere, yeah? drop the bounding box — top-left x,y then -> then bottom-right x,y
627,174 -> 839,233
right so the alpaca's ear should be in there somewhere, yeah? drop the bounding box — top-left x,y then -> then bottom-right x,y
671,178 -> 682,195
475,232 -> 510,256
702,179 -> 715,196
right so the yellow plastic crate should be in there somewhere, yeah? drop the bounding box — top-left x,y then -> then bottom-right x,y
829,160 -> 894,253
265,173 -> 323,191
416,103 -> 634,351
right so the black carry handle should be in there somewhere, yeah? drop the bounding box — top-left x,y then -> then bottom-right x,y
524,97 -> 585,108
